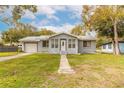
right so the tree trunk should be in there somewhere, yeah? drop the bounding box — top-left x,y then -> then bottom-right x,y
112,39 -> 116,55
113,20 -> 120,55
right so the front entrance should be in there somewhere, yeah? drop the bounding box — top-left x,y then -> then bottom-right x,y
60,40 -> 66,51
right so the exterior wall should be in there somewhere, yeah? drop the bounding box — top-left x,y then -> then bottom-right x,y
101,44 -> 113,53
119,43 -> 124,53
78,40 -> 96,53
49,34 -> 78,54
21,34 -> 96,54
38,41 -> 48,53
22,42 -> 38,53
21,42 -> 24,51
67,38 -> 78,54
101,43 -> 124,53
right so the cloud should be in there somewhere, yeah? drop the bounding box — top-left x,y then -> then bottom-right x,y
22,10 -> 36,19
36,5 -> 82,21
40,23 -> 75,32
22,6 -> 82,32
32,19 -> 49,26
36,6 -> 60,21
67,6 -> 82,19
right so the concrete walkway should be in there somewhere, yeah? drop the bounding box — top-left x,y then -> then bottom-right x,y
58,55 -> 75,74
0,53 -> 33,62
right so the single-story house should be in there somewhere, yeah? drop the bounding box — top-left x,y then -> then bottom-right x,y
101,41 -> 124,53
19,32 -> 96,54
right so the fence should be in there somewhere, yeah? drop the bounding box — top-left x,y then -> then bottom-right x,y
0,46 -> 18,52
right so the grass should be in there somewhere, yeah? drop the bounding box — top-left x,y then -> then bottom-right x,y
67,54 -> 124,88
0,53 -> 124,87
0,52 -> 19,57
0,54 -> 60,87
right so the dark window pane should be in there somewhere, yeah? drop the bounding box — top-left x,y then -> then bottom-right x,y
43,41 -> 46,47
103,45 -> 106,49
51,39 -> 54,48
55,39 -> 58,48
69,44 -> 71,48
72,44 -> 75,48
68,39 -> 71,48
108,44 -> 111,49
83,41 -> 91,47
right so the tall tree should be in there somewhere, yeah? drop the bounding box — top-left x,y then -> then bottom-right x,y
82,5 -> 95,32
70,25 -> 83,36
2,23 -> 38,44
0,5 -> 37,25
91,6 -> 124,55
0,5 -> 37,45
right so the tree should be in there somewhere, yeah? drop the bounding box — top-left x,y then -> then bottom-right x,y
2,23 -> 38,44
91,6 -> 124,55
82,5 -> 95,32
0,5 -> 37,25
39,28 -> 56,35
70,25 -> 83,36
0,5 -> 37,45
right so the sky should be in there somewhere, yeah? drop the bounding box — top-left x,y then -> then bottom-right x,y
0,5 -> 82,33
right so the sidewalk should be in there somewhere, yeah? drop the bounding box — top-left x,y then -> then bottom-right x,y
0,53 -> 33,62
58,55 -> 75,74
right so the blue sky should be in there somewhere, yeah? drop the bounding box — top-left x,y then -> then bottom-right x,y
0,5 -> 82,32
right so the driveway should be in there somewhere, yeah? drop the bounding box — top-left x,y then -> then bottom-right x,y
0,53 -> 33,62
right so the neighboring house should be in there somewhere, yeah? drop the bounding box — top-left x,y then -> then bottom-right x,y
101,41 -> 124,53
19,33 -> 96,54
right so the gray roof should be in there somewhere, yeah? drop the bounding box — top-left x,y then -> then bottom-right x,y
77,35 -> 96,40
49,32 -> 78,38
19,36 -> 50,42
19,33 -> 96,42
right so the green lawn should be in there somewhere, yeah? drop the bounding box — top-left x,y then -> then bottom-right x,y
0,52 -> 19,57
0,54 -> 60,87
0,53 -> 124,88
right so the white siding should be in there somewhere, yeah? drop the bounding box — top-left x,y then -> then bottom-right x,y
49,34 -> 78,54
21,33 -> 96,54
21,42 -> 24,51
38,41 -> 49,53
101,44 -> 113,53
78,40 -> 96,53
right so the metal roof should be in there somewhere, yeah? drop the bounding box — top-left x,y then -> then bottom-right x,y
19,36 -> 50,42
78,35 -> 96,40
101,41 -> 124,45
19,33 -> 96,42
49,32 -> 78,38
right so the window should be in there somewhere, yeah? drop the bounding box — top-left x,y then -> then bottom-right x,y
51,39 -> 54,48
55,39 -> 58,48
62,42 -> 64,46
68,39 -> 75,48
108,44 -> 112,49
83,41 -> 91,47
42,41 -> 49,47
103,45 -> 106,49
68,39 -> 71,48
72,39 -> 75,48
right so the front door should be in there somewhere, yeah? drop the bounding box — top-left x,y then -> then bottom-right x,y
60,40 -> 66,51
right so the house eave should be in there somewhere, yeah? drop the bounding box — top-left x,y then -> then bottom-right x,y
49,32 -> 78,38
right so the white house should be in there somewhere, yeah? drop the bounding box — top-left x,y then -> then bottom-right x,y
19,33 -> 96,54
101,41 -> 124,53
